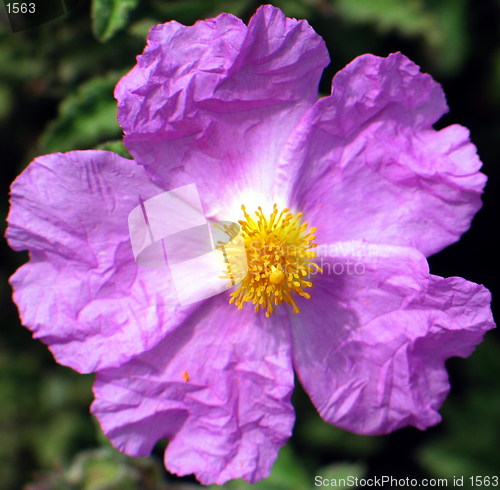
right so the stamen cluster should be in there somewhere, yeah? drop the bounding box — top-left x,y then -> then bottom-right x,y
228,204 -> 320,317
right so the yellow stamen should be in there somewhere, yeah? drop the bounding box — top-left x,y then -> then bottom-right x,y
224,204 -> 321,317
269,268 -> 285,285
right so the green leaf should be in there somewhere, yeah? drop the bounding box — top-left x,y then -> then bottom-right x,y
331,0 -> 469,75
418,340 -> 500,478
333,0 -> 436,38
296,409 -> 380,458
426,0 -> 468,75
26,448 -> 166,490
92,0 -> 139,42
0,29 -> 45,84
210,445 -> 310,490
95,140 -> 132,159
40,72 -> 123,153
146,0 -> 252,27
272,0 -> 314,20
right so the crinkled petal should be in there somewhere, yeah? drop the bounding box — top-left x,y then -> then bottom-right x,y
291,241 -> 494,435
91,297 -> 294,485
116,5 -> 329,219
6,151 -> 199,373
278,53 -> 486,256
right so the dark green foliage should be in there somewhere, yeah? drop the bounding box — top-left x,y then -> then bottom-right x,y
92,0 -> 139,41
1,1 -> 499,489
40,72 -> 125,153
418,341 -> 500,478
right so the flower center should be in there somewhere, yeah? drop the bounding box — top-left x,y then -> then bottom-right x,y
227,204 -> 320,318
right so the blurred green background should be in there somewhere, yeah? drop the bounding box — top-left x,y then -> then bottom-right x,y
1,0 -> 499,489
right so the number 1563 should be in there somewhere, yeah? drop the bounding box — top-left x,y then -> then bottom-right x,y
6,3 -> 36,14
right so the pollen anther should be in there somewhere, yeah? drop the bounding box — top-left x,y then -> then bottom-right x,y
225,204 -> 321,318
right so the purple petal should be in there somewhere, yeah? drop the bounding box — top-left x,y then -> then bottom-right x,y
291,241 -> 494,434
91,298 -> 294,485
116,5 -> 329,219
278,53 -> 486,256
6,151 -> 199,373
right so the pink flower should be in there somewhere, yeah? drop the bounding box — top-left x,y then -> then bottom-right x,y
6,5 -> 494,485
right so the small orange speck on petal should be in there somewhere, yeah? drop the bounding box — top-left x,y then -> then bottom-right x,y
182,371 -> 190,382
